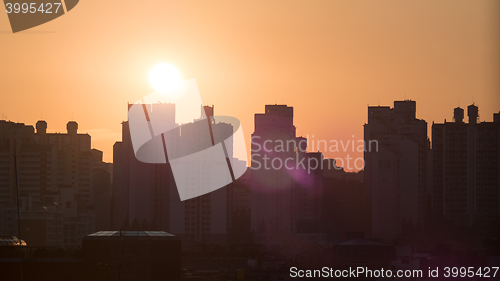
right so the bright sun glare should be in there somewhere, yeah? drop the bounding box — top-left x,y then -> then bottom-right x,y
149,63 -> 181,93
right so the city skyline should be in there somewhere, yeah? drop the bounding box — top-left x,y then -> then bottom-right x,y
2,98 -> 499,172
3,100 -> 497,232
2,1 -> 499,279
1,99 -> 498,280
1,0 -> 499,166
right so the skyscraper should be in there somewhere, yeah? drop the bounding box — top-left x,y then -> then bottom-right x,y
112,103 -> 175,232
364,100 -> 429,239
251,105 -> 297,239
112,104 -> 239,249
251,105 -> 325,248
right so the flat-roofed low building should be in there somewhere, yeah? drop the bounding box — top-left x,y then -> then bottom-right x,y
83,231 -> 181,281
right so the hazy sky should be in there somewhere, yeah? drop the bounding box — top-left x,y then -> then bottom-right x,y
1,0 -> 499,169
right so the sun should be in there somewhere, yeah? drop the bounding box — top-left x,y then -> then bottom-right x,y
149,63 -> 181,93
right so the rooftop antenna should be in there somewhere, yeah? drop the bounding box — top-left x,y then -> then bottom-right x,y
14,141 -> 25,281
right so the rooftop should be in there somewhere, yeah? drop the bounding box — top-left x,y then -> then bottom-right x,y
84,231 -> 179,240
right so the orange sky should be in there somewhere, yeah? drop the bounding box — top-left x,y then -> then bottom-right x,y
1,0 -> 499,169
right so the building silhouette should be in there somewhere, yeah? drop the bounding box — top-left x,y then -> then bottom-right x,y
91,149 -> 112,232
250,105 -> 325,249
364,100 -> 429,239
226,170 -> 252,245
83,230 -> 181,281
251,105 -> 297,239
432,104 -> 500,229
0,120 -> 110,248
112,103 -> 174,233
321,167 -> 368,240
294,142 -> 324,234
112,104 -> 245,250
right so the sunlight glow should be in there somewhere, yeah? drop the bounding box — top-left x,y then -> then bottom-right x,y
149,63 -> 181,93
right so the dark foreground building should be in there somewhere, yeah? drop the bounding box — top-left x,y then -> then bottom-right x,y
432,105 -> 500,229
83,231 -> 181,281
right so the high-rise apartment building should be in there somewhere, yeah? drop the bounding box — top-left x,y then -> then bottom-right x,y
364,100 -> 429,239
112,104 -> 242,250
251,105 -> 324,248
251,105 -> 297,238
432,105 -> 500,228
112,103 -> 175,232
0,120 -> 110,248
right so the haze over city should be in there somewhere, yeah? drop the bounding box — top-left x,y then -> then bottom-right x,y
1,1 -> 500,280
1,0 -> 499,168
